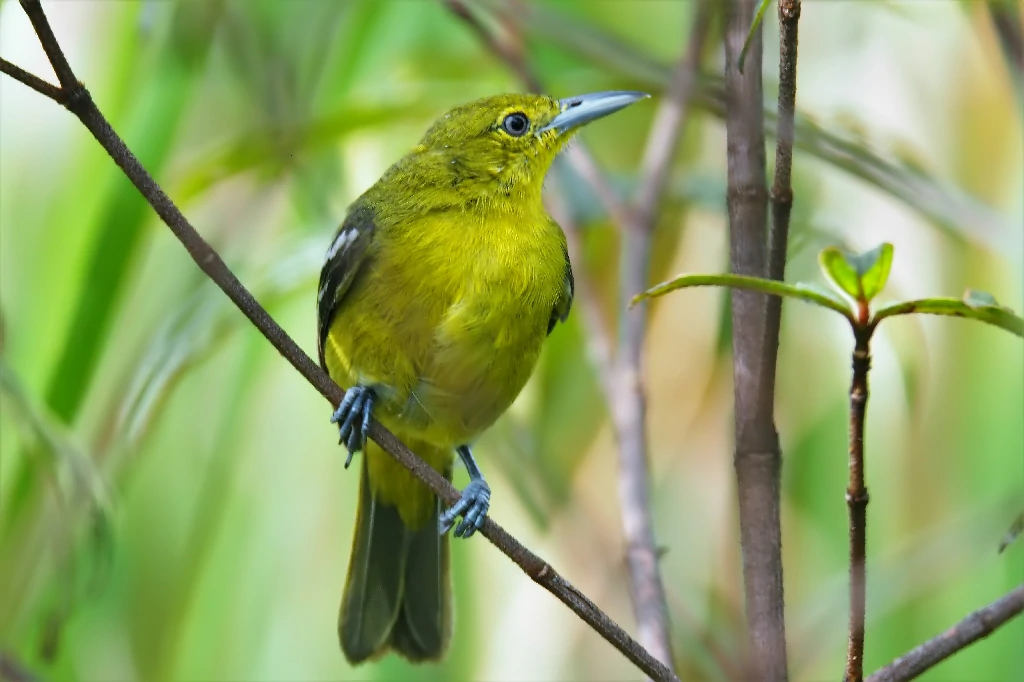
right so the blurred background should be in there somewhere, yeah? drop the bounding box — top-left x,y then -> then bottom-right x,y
1,1 -> 1021,680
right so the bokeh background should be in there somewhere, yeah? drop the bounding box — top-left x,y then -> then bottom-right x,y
1,1 -> 1021,680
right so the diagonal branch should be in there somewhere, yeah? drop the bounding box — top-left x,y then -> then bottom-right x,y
724,0 -> 789,678
866,585 -> 1024,682
0,58 -> 64,103
3,1 -> 676,680
614,1 -> 712,671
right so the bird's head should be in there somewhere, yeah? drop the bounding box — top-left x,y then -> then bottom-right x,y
402,91 -> 648,208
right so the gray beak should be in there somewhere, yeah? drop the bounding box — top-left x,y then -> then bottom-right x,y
538,90 -> 650,134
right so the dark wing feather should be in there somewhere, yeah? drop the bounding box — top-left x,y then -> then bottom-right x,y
317,204 -> 377,368
546,242 -> 574,335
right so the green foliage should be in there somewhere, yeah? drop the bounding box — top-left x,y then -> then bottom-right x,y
874,293 -> 1024,338
634,272 -> 852,319
818,243 -> 893,305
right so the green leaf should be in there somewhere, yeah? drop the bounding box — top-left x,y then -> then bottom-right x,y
873,294 -> 1024,338
818,243 -> 894,302
819,247 -> 863,301
634,273 -> 854,320
738,0 -> 773,74
857,243 -> 894,300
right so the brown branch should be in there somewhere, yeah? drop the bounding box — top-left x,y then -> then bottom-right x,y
763,0 -> 800,377
614,1 -> 711,671
845,329 -> 871,682
3,2 -> 676,680
866,585 -> 1024,682
724,1 -> 789,679
0,58 -> 64,103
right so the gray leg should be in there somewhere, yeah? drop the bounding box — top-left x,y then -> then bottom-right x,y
439,445 -> 491,538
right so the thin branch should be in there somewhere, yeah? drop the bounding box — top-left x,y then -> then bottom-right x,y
3,2 -> 676,680
614,1 -> 711,671
0,58 -> 64,103
724,0 -> 789,679
845,329 -> 871,682
763,0 -> 800,378
866,585 -> 1024,682
544,182 -> 618,405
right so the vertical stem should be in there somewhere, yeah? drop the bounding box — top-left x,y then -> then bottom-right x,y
846,329 -> 872,682
724,0 -> 789,678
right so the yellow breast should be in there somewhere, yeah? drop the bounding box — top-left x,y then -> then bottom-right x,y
323,201 -> 566,448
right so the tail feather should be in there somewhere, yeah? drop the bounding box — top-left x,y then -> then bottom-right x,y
339,444 -> 451,664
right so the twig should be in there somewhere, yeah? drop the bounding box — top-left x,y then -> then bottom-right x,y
763,0 -> 800,373
866,585 -> 1024,682
545,182 -> 618,404
0,58 -> 64,102
3,2 -> 676,680
845,329 -> 871,682
614,1 -> 711,671
723,1 -> 789,679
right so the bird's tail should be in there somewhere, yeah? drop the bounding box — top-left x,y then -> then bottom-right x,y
339,440 -> 451,664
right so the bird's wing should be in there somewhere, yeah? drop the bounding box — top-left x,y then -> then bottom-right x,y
317,204 -> 377,368
547,241 -> 574,335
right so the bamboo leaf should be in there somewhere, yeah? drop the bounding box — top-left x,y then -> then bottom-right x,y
738,0 -> 773,74
873,293 -> 1024,338
634,273 -> 853,319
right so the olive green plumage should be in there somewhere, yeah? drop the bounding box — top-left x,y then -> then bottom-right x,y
316,91 -> 647,664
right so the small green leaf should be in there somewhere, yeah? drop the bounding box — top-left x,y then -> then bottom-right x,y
874,296 -> 1024,337
963,288 -> 1000,309
819,247 -> 863,300
738,0 -> 774,74
818,243 -> 894,302
633,273 -> 854,320
855,243 -> 894,301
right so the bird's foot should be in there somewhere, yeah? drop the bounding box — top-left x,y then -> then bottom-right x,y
330,385 -> 375,468
439,478 -> 491,539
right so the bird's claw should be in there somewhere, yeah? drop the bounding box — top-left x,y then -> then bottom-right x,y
330,386 -> 375,468
439,478 -> 491,538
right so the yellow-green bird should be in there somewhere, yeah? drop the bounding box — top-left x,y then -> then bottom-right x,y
317,90 -> 647,664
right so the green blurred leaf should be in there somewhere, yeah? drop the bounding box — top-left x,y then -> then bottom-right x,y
818,247 -> 863,301
818,243 -> 893,303
738,0 -> 773,74
857,243 -> 893,301
635,273 -> 854,319
873,294 -> 1024,338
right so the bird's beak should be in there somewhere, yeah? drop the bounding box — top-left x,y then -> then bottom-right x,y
537,90 -> 650,135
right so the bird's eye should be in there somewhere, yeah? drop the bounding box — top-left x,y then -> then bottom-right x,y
501,112 -> 530,137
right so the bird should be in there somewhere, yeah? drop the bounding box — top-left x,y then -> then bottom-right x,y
316,90 -> 648,664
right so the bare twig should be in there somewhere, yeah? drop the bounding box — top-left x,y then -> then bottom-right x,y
763,0 -> 800,371
0,58 -> 64,102
866,585 -> 1024,682
614,1 -> 711,671
724,0 -> 788,679
845,329 -> 871,682
3,2 -> 676,680
545,183 -> 618,404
